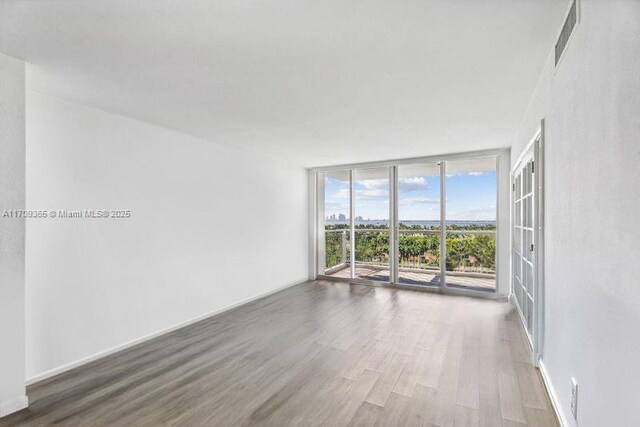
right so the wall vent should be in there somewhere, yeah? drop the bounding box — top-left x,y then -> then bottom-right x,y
555,0 -> 578,66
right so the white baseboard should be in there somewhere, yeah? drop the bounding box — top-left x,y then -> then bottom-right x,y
0,395 -> 28,418
26,278 -> 307,386
538,359 -> 569,427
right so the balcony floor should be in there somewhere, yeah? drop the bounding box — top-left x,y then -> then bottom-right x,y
326,266 -> 495,292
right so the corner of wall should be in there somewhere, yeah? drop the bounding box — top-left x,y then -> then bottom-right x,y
0,52 -> 27,417
0,396 -> 28,418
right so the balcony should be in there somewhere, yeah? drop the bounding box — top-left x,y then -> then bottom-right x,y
323,226 -> 496,291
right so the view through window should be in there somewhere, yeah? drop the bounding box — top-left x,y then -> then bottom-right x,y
353,167 -> 390,282
322,171 -> 350,276
444,158 -> 497,291
397,164 -> 441,286
318,156 -> 497,292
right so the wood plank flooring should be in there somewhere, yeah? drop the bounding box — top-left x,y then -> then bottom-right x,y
0,280 -> 558,426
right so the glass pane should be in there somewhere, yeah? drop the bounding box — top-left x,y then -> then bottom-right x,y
444,157 -> 497,291
513,251 -> 521,281
445,157 -> 497,231
354,167 -> 389,282
525,162 -> 533,195
353,230 -> 390,281
514,278 -> 521,305
324,230 -> 351,277
522,261 -> 529,296
445,233 -> 496,291
526,297 -> 533,334
397,164 -> 441,286
524,229 -> 533,263
322,171 -> 351,277
398,232 -> 441,286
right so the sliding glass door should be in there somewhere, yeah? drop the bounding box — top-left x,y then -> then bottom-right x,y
443,158 -> 497,292
396,164 -> 441,286
317,155 -> 498,294
353,167 -> 390,282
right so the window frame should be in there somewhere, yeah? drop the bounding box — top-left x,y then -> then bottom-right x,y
310,148 -> 505,298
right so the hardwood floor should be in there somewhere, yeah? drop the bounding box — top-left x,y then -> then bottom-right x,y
0,280 -> 558,426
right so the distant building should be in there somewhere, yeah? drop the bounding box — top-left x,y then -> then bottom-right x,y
338,213 -> 346,221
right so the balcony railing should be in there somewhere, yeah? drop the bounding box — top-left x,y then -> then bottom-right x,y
323,227 -> 496,289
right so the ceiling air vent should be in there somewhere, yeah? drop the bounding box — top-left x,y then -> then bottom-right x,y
555,0 -> 578,66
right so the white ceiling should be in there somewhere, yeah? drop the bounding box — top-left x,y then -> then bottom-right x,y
0,0 -> 568,167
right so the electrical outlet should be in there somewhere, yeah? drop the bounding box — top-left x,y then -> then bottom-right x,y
570,378 -> 578,420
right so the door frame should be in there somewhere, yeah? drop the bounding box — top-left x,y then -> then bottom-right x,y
511,119 -> 545,366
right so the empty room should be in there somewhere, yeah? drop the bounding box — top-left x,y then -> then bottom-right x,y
1,0 -> 639,426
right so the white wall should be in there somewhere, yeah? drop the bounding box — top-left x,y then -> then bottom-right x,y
25,91 -> 309,380
511,1 -> 640,425
0,53 -> 27,416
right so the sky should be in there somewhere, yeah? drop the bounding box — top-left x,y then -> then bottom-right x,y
324,170 -> 496,221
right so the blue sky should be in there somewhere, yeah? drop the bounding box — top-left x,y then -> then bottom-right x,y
324,171 -> 496,221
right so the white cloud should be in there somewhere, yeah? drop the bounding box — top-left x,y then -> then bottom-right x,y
332,187 -> 389,201
360,179 -> 388,190
400,196 -> 439,206
330,176 -> 437,205
361,189 -> 388,198
325,201 -> 348,209
399,176 -> 432,193
446,171 -> 487,177
399,176 -> 426,188
335,188 -> 350,199
446,206 -> 496,220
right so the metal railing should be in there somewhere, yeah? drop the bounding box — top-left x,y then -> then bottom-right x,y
324,228 -> 496,275
326,228 -> 494,234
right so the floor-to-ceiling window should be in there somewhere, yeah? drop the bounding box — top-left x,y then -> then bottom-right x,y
443,158 -> 497,291
397,163 -> 442,286
316,153 -> 499,294
353,167 -> 390,282
320,170 -> 351,277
